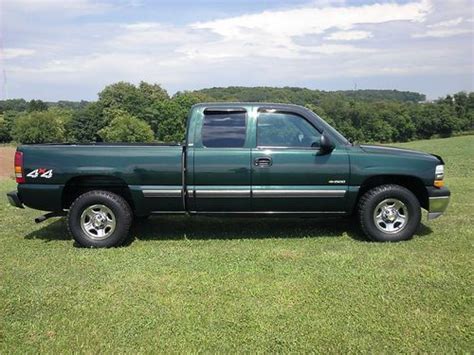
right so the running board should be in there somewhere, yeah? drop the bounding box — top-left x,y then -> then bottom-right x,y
35,211 -> 66,224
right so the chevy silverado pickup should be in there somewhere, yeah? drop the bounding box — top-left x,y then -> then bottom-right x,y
7,103 -> 450,247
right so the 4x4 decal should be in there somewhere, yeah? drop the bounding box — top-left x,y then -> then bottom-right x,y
27,168 -> 53,179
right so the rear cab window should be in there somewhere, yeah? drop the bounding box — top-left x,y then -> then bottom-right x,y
201,111 -> 247,148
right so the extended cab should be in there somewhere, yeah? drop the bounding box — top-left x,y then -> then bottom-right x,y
7,103 -> 450,247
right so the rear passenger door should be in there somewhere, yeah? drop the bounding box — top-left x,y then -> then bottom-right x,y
189,108 -> 252,212
251,109 -> 349,212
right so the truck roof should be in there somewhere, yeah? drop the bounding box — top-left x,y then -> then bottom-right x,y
191,102 -> 307,110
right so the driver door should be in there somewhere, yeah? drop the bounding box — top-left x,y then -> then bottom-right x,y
251,110 -> 349,212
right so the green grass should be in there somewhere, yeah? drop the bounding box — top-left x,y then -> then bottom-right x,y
1,136 -> 473,352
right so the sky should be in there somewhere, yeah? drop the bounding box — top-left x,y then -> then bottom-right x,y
0,0 -> 473,101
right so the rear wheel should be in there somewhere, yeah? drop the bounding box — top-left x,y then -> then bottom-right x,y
358,184 -> 421,242
67,190 -> 132,248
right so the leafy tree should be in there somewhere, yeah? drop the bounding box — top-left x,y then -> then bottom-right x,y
138,81 -> 169,102
304,103 -> 335,127
98,109 -> 154,143
150,100 -> 187,142
47,107 -> 74,142
452,92 -> 473,131
67,102 -> 106,142
410,104 -> 438,139
55,100 -> 89,110
335,89 -> 425,103
437,104 -> 459,137
376,102 -> 415,142
0,111 -> 18,142
362,117 -> 395,142
173,91 -> 212,108
98,82 -> 145,117
464,92 -> 474,130
0,114 -> 10,142
391,112 -> 415,142
0,99 -> 28,113
27,99 -> 48,112
141,91 -> 213,142
12,110 -> 65,143
195,87 -> 425,104
98,81 -> 169,121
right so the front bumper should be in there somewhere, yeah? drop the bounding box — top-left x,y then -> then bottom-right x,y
427,186 -> 450,220
7,191 -> 24,209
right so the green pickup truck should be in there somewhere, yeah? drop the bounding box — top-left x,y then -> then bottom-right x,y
7,103 -> 450,247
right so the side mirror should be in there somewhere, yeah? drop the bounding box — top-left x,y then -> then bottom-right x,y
319,132 -> 335,154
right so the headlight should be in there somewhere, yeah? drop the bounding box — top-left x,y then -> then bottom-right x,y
435,165 -> 444,180
434,165 -> 445,187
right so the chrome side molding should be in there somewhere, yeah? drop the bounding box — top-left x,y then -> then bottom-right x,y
195,190 -> 251,198
143,190 -> 182,198
253,190 -> 345,198
143,188 -> 346,199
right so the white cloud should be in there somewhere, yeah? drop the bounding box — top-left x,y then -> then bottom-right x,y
413,16 -> 471,37
191,1 -> 431,38
427,17 -> 463,28
413,27 -> 471,38
2,48 -> 36,59
180,0 -> 430,60
1,0 -> 473,100
325,31 -> 373,41
2,0 -> 112,13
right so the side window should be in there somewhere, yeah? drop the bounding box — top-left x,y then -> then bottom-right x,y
202,112 -> 247,148
257,112 -> 321,148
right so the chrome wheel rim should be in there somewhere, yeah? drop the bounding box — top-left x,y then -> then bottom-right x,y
80,204 -> 116,240
373,198 -> 409,234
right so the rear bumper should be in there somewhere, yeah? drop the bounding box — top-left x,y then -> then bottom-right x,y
7,191 -> 24,209
427,186 -> 450,220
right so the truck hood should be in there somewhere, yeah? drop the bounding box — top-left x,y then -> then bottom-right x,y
359,144 -> 443,163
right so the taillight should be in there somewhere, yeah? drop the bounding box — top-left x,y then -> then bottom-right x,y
14,151 -> 25,184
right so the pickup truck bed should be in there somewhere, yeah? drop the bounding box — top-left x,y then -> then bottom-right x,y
17,144 -> 184,215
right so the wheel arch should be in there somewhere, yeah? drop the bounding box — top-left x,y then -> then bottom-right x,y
62,175 -> 135,211
355,175 -> 428,212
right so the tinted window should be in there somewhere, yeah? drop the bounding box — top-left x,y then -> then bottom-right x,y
202,113 -> 247,148
257,112 -> 320,148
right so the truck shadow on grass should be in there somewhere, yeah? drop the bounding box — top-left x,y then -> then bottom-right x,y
132,216 -> 363,242
24,216 -> 434,245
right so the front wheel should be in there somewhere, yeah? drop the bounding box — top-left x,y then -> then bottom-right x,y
358,184 -> 421,242
67,190 -> 132,248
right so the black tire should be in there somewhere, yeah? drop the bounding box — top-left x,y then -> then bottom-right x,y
67,190 -> 132,248
358,184 -> 421,242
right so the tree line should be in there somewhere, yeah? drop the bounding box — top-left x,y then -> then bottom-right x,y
0,83 -> 472,144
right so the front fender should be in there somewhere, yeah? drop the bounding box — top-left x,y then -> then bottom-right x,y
349,147 -> 437,186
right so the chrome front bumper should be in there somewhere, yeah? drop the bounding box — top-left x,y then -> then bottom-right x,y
427,187 -> 450,220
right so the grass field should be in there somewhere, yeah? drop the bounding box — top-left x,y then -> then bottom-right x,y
1,136 -> 473,352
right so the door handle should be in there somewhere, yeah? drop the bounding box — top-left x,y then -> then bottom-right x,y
254,157 -> 272,167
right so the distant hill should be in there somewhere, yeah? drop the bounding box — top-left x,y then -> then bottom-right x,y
0,99 -> 89,112
0,88 -> 425,112
332,89 -> 425,103
192,87 -> 425,104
